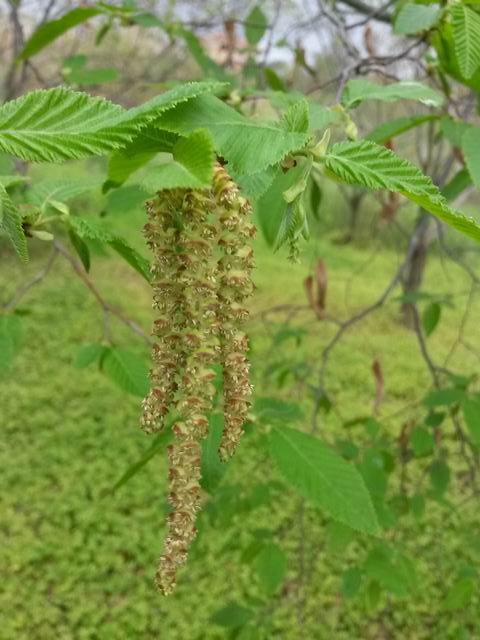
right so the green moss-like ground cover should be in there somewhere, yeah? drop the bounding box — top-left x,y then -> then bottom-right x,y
1,226 -> 479,639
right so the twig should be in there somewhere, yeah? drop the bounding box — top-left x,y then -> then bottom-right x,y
53,240 -> 152,346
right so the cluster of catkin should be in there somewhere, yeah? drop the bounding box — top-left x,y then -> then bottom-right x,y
141,164 -> 255,594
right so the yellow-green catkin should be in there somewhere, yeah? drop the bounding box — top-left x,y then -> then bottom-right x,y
142,164 -> 255,594
213,165 -> 256,461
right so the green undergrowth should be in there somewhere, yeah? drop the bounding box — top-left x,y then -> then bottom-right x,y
1,227 -> 479,639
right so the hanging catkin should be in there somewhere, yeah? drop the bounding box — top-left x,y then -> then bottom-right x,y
213,165 -> 256,460
142,164 -> 255,594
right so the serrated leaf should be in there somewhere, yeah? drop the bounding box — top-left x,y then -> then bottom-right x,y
462,396 -> 480,445
19,8 -> 102,59
0,185 -> 28,261
452,3 -> 480,79
255,543 -> 287,595
325,140 -> 480,244
0,82 -> 223,163
245,6 -> 268,45
101,347 -> 149,397
155,94 -> 308,175
394,3 -> 441,35
269,426 -> 380,535
141,129 -> 214,191
366,115 -> 437,144
422,302 -> 441,337
462,127 -> 480,188
281,100 -> 309,133
342,79 -> 444,109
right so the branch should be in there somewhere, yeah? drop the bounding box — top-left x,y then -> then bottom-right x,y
53,240 -> 152,346
3,247 -> 58,312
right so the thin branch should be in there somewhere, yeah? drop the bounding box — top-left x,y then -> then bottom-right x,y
53,240 -> 152,346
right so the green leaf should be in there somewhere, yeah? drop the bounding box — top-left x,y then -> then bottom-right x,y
0,185 -> 28,261
269,426 -> 380,535
326,521 -> 355,553
255,164 -> 304,246
462,127 -> 480,188
67,67 -> 119,85
245,6 -> 268,45
0,82 -> 222,163
107,237 -> 151,282
342,79 -> 444,109
0,314 -> 23,375
366,115 -> 438,145
69,216 -> 151,282
105,185 -> 148,216
342,567 -> 363,598
19,8 -> 102,59
423,388 -> 465,407
442,578 -> 476,611
0,174 -> 29,188
281,99 -> 309,133
73,343 -> 106,369
255,543 -> 288,595
422,302 -> 441,337
112,428 -> 173,493
429,460 -> 450,495
105,129 -> 178,188
27,178 -> 102,207
68,228 -> 91,272
101,347 -> 149,397
264,68 -> 286,92
364,545 -> 412,597
441,169 -> 472,202
141,129 -> 215,191
155,94 -> 308,174
410,426 -> 435,458
211,602 -> 253,629
201,413 -> 227,494
325,140 -> 480,244
231,166 -> 276,199
462,396 -> 480,445
441,117 -> 471,148
394,3 -> 441,35
452,2 -> 480,79
177,27 -> 230,81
